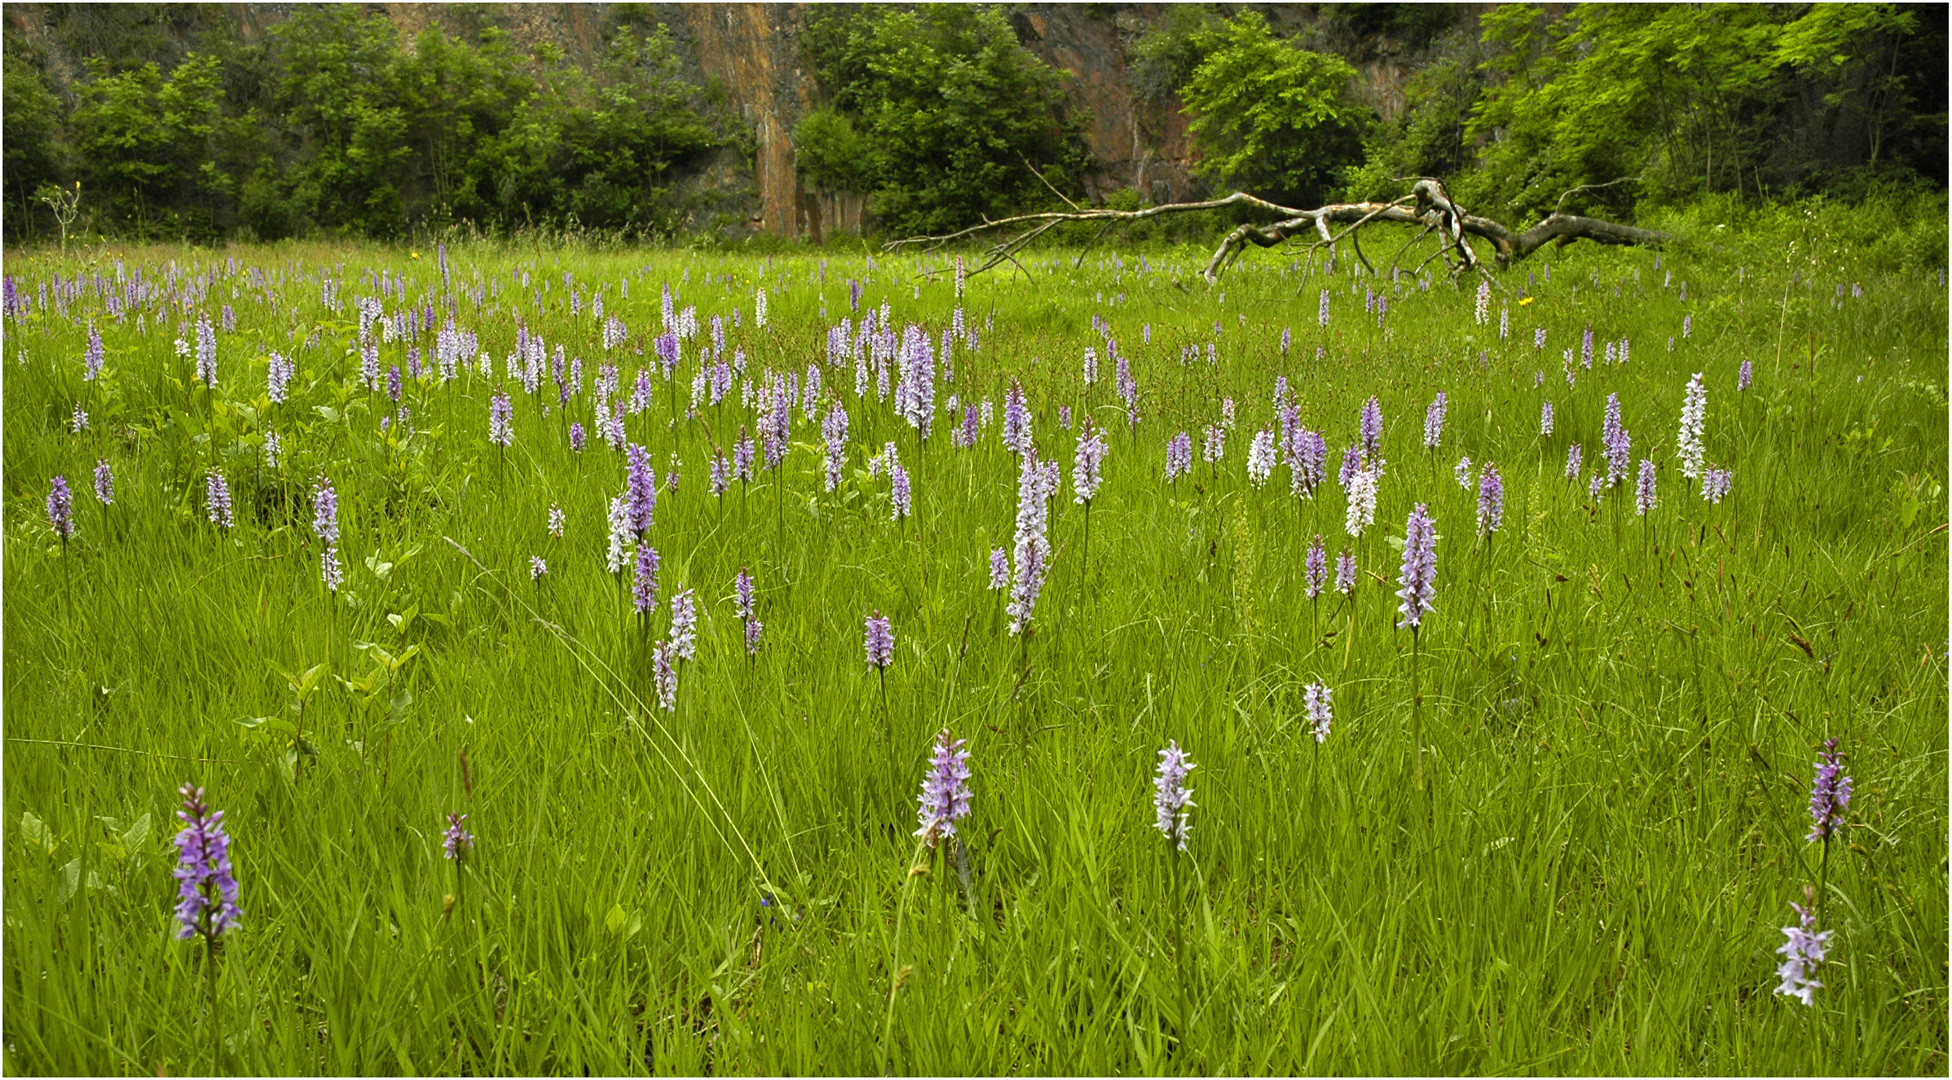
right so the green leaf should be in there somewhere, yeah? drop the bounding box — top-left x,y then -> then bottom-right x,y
122,813 -> 151,853
21,812 -> 55,856
239,715 -> 299,737
605,903 -> 643,938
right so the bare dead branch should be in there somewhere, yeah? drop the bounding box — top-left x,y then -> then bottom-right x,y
886,178 -> 1665,284
1553,175 -> 1641,216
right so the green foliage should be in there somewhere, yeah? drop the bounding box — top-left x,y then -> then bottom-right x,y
2,37 -> 69,229
1144,10 -> 1366,208
4,7 -> 732,243
798,4 -> 1085,236
793,108 -> 872,193
1463,3 -> 1937,221
1342,49 -> 1483,203
481,26 -> 722,238
70,52 -> 228,239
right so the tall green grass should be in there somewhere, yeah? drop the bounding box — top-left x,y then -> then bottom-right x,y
3,228 -> 1945,1074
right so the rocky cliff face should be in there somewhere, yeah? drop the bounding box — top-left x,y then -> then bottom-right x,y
6,3 -> 1440,239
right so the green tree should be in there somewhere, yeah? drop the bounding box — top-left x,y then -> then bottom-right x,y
480,25 -> 721,236
392,26 -> 532,229
71,52 -> 226,237
1465,3 -> 1932,219
799,4 -> 1084,236
1175,10 -> 1366,208
271,6 -> 412,235
2,37 -> 69,238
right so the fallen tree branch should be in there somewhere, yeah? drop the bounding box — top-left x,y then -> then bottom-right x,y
888,177 -> 1666,284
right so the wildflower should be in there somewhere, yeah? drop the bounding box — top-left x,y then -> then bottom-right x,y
1806,738 -> 1853,844
1455,456 -> 1474,489
1774,902 -> 1831,1007
93,460 -> 114,505
1423,392 -> 1447,448
547,504 -> 565,538
633,544 -> 661,614
1580,325 -> 1594,369
914,729 -> 972,847
1540,400 -> 1555,437
1396,504 -> 1437,630
85,322 -> 103,381
734,568 -> 756,620
1606,427 -> 1632,490
864,611 -> 894,670
1304,683 -> 1332,743
605,495 -> 631,574
206,471 -> 234,529
1007,450 -> 1053,634
1202,423 -> 1226,464
47,476 -> 74,541
1477,464 -> 1504,535
1702,466 -> 1732,503
1335,550 -> 1357,597
1002,381 -> 1031,456
823,403 -> 849,493
195,313 -> 217,387
267,351 -> 293,404
1474,278 -> 1490,325
1318,288 -> 1330,327
1289,428 -> 1327,497
386,365 -> 402,403
312,476 -> 338,545
569,422 -> 586,452
1073,420 -> 1108,504
1566,443 -> 1583,481
1344,464 -> 1377,538
442,813 -> 474,860
1738,359 -> 1753,392
1152,741 -> 1196,850
1677,372 -> 1707,480
1588,472 -> 1605,502
626,444 -> 657,537
1246,428 -> 1277,487
1338,445 -> 1363,489
1359,397 -> 1383,458
988,547 -> 1010,590
889,449 -> 912,522
489,390 -> 513,447
172,784 -> 241,940
71,402 -> 88,433
1636,459 -> 1657,515
1164,431 -> 1193,482
1305,536 -> 1328,600
1683,313 -> 1692,338
653,641 -> 678,711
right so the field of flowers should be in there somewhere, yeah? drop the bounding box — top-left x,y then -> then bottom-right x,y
3,227 -> 1945,1074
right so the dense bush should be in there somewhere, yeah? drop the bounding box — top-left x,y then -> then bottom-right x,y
1139,9 -> 1366,209
2,7 -> 734,242
1356,3 -> 1946,222
796,4 -> 1088,237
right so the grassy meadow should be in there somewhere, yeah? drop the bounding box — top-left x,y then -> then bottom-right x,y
3,217 -> 1946,1073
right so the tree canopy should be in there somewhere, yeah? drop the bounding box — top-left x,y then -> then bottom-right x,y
795,4 -> 1086,237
